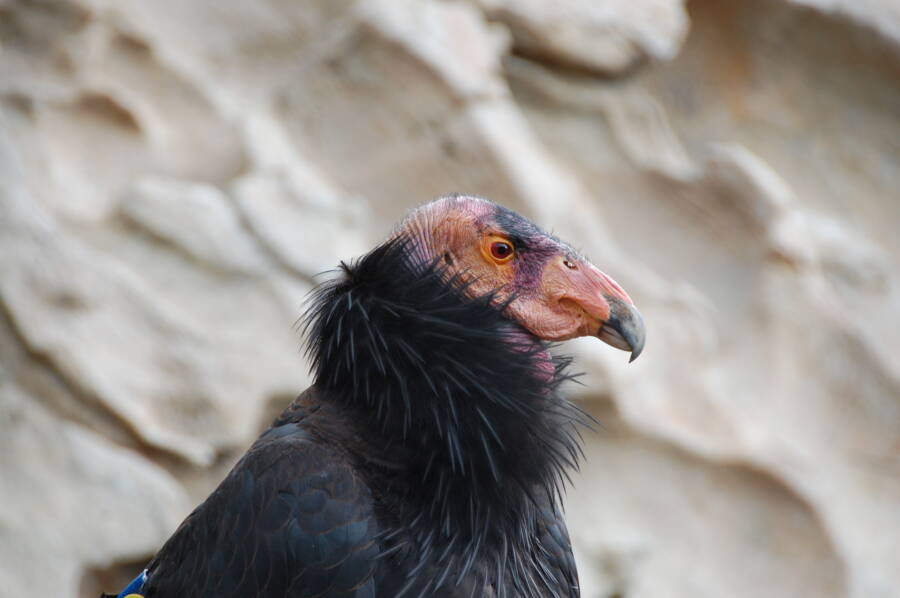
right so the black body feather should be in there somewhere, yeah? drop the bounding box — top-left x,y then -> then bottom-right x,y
134,235 -> 585,598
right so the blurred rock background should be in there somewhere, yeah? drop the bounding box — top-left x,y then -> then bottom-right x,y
1,0 -> 898,596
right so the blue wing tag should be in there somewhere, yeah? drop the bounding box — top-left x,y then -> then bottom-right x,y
117,569 -> 148,598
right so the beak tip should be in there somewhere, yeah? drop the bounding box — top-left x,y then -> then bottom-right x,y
624,305 -> 646,363
598,301 -> 646,362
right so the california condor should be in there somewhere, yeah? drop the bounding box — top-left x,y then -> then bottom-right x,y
103,195 -> 645,598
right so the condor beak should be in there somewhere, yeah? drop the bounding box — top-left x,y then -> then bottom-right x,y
557,259 -> 646,362
598,301 -> 646,362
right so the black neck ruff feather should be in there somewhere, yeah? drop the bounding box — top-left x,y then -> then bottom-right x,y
302,236 -> 586,597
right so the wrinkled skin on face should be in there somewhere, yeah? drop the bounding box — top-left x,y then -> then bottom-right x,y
401,195 -> 646,360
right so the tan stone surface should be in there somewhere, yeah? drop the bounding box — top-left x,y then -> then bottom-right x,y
1,1 -> 897,596
0,382 -> 189,595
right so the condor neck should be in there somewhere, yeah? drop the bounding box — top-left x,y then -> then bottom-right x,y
303,237 -> 584,593
305,236 -> 581,490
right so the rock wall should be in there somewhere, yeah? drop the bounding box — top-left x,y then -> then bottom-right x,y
1,1 -> 898,597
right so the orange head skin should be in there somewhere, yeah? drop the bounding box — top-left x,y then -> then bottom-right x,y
399,195 -> 645,361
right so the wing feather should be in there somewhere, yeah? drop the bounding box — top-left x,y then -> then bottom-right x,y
144,423 -> 380,598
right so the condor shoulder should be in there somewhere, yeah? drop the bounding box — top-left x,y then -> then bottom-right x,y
145,423 -> 381,598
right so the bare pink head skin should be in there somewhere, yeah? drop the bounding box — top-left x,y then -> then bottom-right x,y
398,195 -> 645,361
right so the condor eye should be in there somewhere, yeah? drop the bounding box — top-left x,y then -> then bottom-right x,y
489,240 -> 515,262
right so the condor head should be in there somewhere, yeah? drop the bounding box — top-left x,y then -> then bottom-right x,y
401,195 -> 645,362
